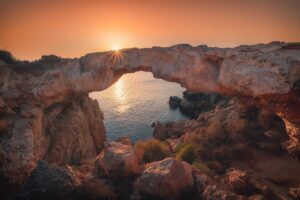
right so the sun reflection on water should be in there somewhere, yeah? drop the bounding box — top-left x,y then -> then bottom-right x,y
89,71 -> 187,141
113,77 -> 130,113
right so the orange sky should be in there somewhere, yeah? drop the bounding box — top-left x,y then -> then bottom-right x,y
0,0 -> 300,60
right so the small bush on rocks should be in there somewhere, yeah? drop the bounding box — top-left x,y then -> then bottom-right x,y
175,143 -> 196,163
135,139 -> 171,163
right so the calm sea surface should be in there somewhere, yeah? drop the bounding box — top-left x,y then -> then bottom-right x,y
89,71 -> 188,142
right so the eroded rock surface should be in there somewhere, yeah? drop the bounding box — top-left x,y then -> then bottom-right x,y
95,140 -> 140,178
133,158 -> 194,200
45,95 -> 106,165
0,42 -> 299,183
0,94 -> 106,183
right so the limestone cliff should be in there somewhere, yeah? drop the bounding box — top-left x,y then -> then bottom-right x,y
0,90 -> 106,183
0,42 -> 299,183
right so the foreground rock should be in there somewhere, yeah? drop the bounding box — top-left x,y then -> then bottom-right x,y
95,141 -> 140,178
133,158 -> 194,200
16,160 -> 77,200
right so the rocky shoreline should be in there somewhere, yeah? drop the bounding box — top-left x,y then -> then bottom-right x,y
0,42 -> 300,199
151,92 -> 300,199
168,91 -> 229,118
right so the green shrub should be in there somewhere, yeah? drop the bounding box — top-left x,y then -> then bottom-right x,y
192,161 -> 214,176
175,143 -> 196,163
135,139 -> 171,163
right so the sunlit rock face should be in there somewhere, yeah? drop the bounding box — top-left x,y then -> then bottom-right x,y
0,42 -> 299,183
133,158 -> 194,200
95,140 -> 140,178
44,95 -> 106,165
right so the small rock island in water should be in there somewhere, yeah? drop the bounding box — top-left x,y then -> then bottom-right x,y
1,41 -> 300,200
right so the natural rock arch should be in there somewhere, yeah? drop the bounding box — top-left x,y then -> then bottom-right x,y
0,42 -> 299,183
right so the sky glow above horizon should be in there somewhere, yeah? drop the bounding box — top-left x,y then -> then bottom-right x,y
0,0 -> 299,60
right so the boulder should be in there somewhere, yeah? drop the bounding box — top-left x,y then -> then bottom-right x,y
134,158 -> 194,200
95,141 -> 140,178
169,96 -> 182,109
16,160 -> 76,200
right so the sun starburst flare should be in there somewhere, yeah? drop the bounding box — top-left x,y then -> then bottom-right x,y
108,46 -> 128,67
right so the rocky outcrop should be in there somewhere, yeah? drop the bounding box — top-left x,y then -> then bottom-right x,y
183,91 -> 229,116
169,91 -> 229,118
160,100 -> 300,199
0,94 -> 106,183
0,42 -> 300,183
45,95 -> 106,165
133,158 -> 194,200
95,141 -> 140,178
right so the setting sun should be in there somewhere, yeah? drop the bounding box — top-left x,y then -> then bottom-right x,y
113,45 -> 121,52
